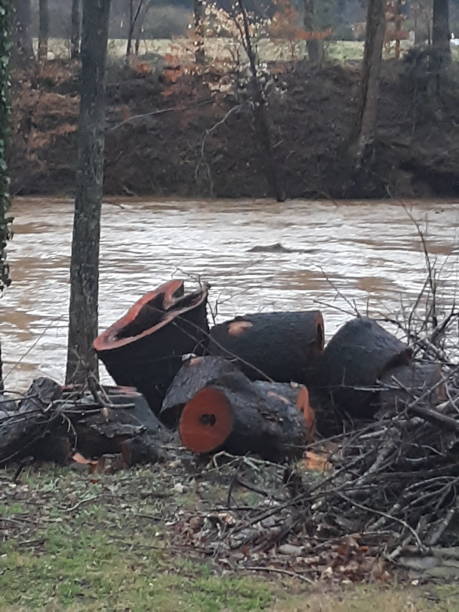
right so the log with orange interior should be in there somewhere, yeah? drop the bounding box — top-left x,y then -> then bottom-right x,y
178,369 -> 315,462
93,279 -> 209,415
208,310 -> 325,386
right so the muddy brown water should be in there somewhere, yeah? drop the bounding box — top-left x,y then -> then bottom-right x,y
1,197 -> 458,390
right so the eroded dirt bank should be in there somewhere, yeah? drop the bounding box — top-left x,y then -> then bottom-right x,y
10,58 -> 459,199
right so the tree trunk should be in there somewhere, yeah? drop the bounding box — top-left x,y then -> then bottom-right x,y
235,0 -> 285,202
304,0 -> 322,63
432,0 -> 451,63
352,0 -> 386,166
66,0 -> 111,385
194,0 -> 205,65
394,0 -> 402,59
38,0 -> 49,63
11,0 -> 35,67
70,0 -> 81,60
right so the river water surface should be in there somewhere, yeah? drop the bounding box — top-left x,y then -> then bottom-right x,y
1,197 -> 458,389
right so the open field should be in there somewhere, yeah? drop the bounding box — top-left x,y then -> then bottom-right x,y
1,464 -> 459,611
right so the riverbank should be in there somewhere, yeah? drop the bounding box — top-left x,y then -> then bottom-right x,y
10,57 -> 459,199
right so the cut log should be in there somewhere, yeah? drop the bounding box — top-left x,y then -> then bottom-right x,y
318,317 -> 412,418
93,279 -> 209,415
208,311 -> 324,385
178,372 -> 313,462
0,378 -> 62,465
376,362 -> 446,412
161,356 -> 241,427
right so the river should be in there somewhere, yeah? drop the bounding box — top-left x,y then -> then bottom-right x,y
1,197 -> 458,390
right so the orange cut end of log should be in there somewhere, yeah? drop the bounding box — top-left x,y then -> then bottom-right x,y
296,386 -> 315,436
179,387 -> 234,453
227,320 -> 253,336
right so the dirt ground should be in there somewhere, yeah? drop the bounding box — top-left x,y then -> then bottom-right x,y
9,55 -> 459,200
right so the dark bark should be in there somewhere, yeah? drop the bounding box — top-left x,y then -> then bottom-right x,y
161,356 -> 240,427
11,0 -> 34,67
0,340 -> 3,391
432,0 -> 451,63
193,0 -> 205,65
65,0 -> 111,385
352,0 -> 386,166
318,317 -> 412,418
38,0 -> 49,63
234,0 -> 285,202
70,0 -> 81,60
126,0 -> 145,63
304,0 -> 322,63
93,280 -> 209,415
179,371 -> 311,462
376,362 -> 446,412
208,311 -> 324,386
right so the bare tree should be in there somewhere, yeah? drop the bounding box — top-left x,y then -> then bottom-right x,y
71,0 -> 81,60
352,0 -> 386,166
126,0 -> 145,64
432,0 -> 451,63
194,0 -> 206,65
304,0 -> 321,63
12,0 -> 35,67
66,0 -> 112,385
38,0 -> 49,63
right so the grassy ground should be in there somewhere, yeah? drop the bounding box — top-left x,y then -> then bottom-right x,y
1,464 -> 459,611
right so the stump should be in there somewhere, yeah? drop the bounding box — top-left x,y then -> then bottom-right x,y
93,279 -> 209,415
376,362 -> 446,412
161,356 -> 241,427
318,317 -> 412,418
208,311 -> 324,385
178,372 -> 313,462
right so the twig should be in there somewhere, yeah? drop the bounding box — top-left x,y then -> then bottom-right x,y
244,565 -> 314,584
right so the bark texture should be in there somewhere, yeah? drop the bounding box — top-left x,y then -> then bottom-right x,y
304,0 -> 322,63
353,0 -> 386,166
432,0 -> 451,63
66,0 -> 111,385
193,0 -> 205,64
70,0 -> 81,60
12,0 -> 34,67
38,0 -> 49,63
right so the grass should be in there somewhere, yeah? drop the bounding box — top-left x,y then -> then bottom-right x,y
1,464 -> 459,611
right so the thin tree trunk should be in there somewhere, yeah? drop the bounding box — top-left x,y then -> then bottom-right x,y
12,0 -> 35,67
66,0 -> 111,385
394,0 -> 402,59
352,0 -> 386,166
235,0 -> 285,202
304,0 -> 322,63
194,0 -> 205,65
126,0 -> 145,64
432,0 -> 451,63
38,0 -> 49,63
71,0 -> 81,60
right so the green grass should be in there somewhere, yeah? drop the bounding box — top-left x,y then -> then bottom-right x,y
1,465 -> 459,611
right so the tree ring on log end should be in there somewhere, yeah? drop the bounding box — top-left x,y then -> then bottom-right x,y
179,388 -> 234,453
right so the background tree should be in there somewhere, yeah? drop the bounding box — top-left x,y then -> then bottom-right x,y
432,0 -> 451,62
0,0 -> 12,389
352,0 -> 386,166
38,0 -> 49,63
125,0 -> 146,64
193,0 -> 205,65
12,0 -> 35,67
304,0 -> 322,62
70,0 -> 81,59
66,0 -> 112,385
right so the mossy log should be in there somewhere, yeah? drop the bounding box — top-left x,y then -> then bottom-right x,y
179,371 -> 313,462
208,310 -> 324,385
93,279 -> 209,415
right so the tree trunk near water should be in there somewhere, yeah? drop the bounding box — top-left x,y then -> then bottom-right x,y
70,0 -> 81,60
66,0 -> 111,385
12,0 -> 35,67
304,0 -> 322,63
193,0 -> 205,65
351,0 -> 385,167
432,0 -> 451,63
38,0 -> 49,63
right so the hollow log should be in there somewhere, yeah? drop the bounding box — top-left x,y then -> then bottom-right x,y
208,311 -> 324,386
376,362 -> 446,412
178,372 -> 313,462
318,317 -> 412,418
93,280 -> 209,415
161,356 -> 241,427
